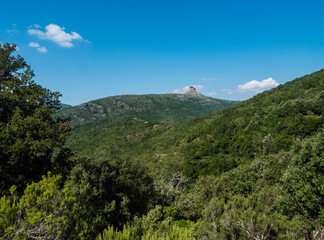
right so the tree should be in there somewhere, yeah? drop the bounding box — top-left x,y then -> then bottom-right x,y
63,156 -> 157,238
0,43 -> 72,194
0,172 -> 73,240
280,130 -> 324,238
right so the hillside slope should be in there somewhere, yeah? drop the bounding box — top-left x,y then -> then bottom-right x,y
55,88 -> 238,131
66,70 -> 324,177
149,69 -> 324,176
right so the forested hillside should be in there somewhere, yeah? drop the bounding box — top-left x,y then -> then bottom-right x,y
1,44 -> 323,239
54,89 -> 238,132
66,70 -> 324,177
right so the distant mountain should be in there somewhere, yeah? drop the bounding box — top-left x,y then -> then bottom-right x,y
60,103 -> 72,109
55,87 -> 239,131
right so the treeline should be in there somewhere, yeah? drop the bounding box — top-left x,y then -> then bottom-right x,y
0,43 -> 323,239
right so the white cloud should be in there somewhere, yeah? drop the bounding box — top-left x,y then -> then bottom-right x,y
221,77 -> 279,96
29,42 -> 47,53
29,42 -> 40,48
173,89 -> 182,93
237,77 -> 279,93
28,24 -> 83,48
37,47 -> 48,53
201,77 -> 217,81
173,85 -> 204,94
31,24 -> 41,29
208,92 -> 217,96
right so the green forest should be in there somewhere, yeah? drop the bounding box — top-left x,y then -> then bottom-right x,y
0,43 -> 323,239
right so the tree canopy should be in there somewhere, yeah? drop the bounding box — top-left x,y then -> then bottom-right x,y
0,43 -> 71,194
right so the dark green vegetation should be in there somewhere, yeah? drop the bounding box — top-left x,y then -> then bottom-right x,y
0,43 -> 72,195
1,43 -> 323,239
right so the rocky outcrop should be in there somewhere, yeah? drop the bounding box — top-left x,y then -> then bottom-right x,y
183,86 -> 203,97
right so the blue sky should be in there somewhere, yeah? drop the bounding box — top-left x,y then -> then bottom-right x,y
1,0 -> 324,105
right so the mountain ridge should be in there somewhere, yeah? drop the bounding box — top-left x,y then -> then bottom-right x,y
55,91 -> 239,131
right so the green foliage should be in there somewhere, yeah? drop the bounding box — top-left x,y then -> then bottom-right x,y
98,224 -> 195,240
63,156 -> 157,239
97,206 -> 196,240
0,43 -> 72,195
0,160 -> 158,239
154,171 -> 189,205
0,195 -> 18,237
199,190 -> 302,240
162,206 -> 179,219
66,118 -> 169,162
173,131 -> 323,239
279,129 -> 324,235
0,172 -> 73,239
97,224 -> 136,240
175,175 -> 222,220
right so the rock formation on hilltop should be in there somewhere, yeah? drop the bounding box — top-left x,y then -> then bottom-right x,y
183,86 -> 202,96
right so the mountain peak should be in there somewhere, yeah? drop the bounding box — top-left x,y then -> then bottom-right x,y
184,86 -> 201,96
